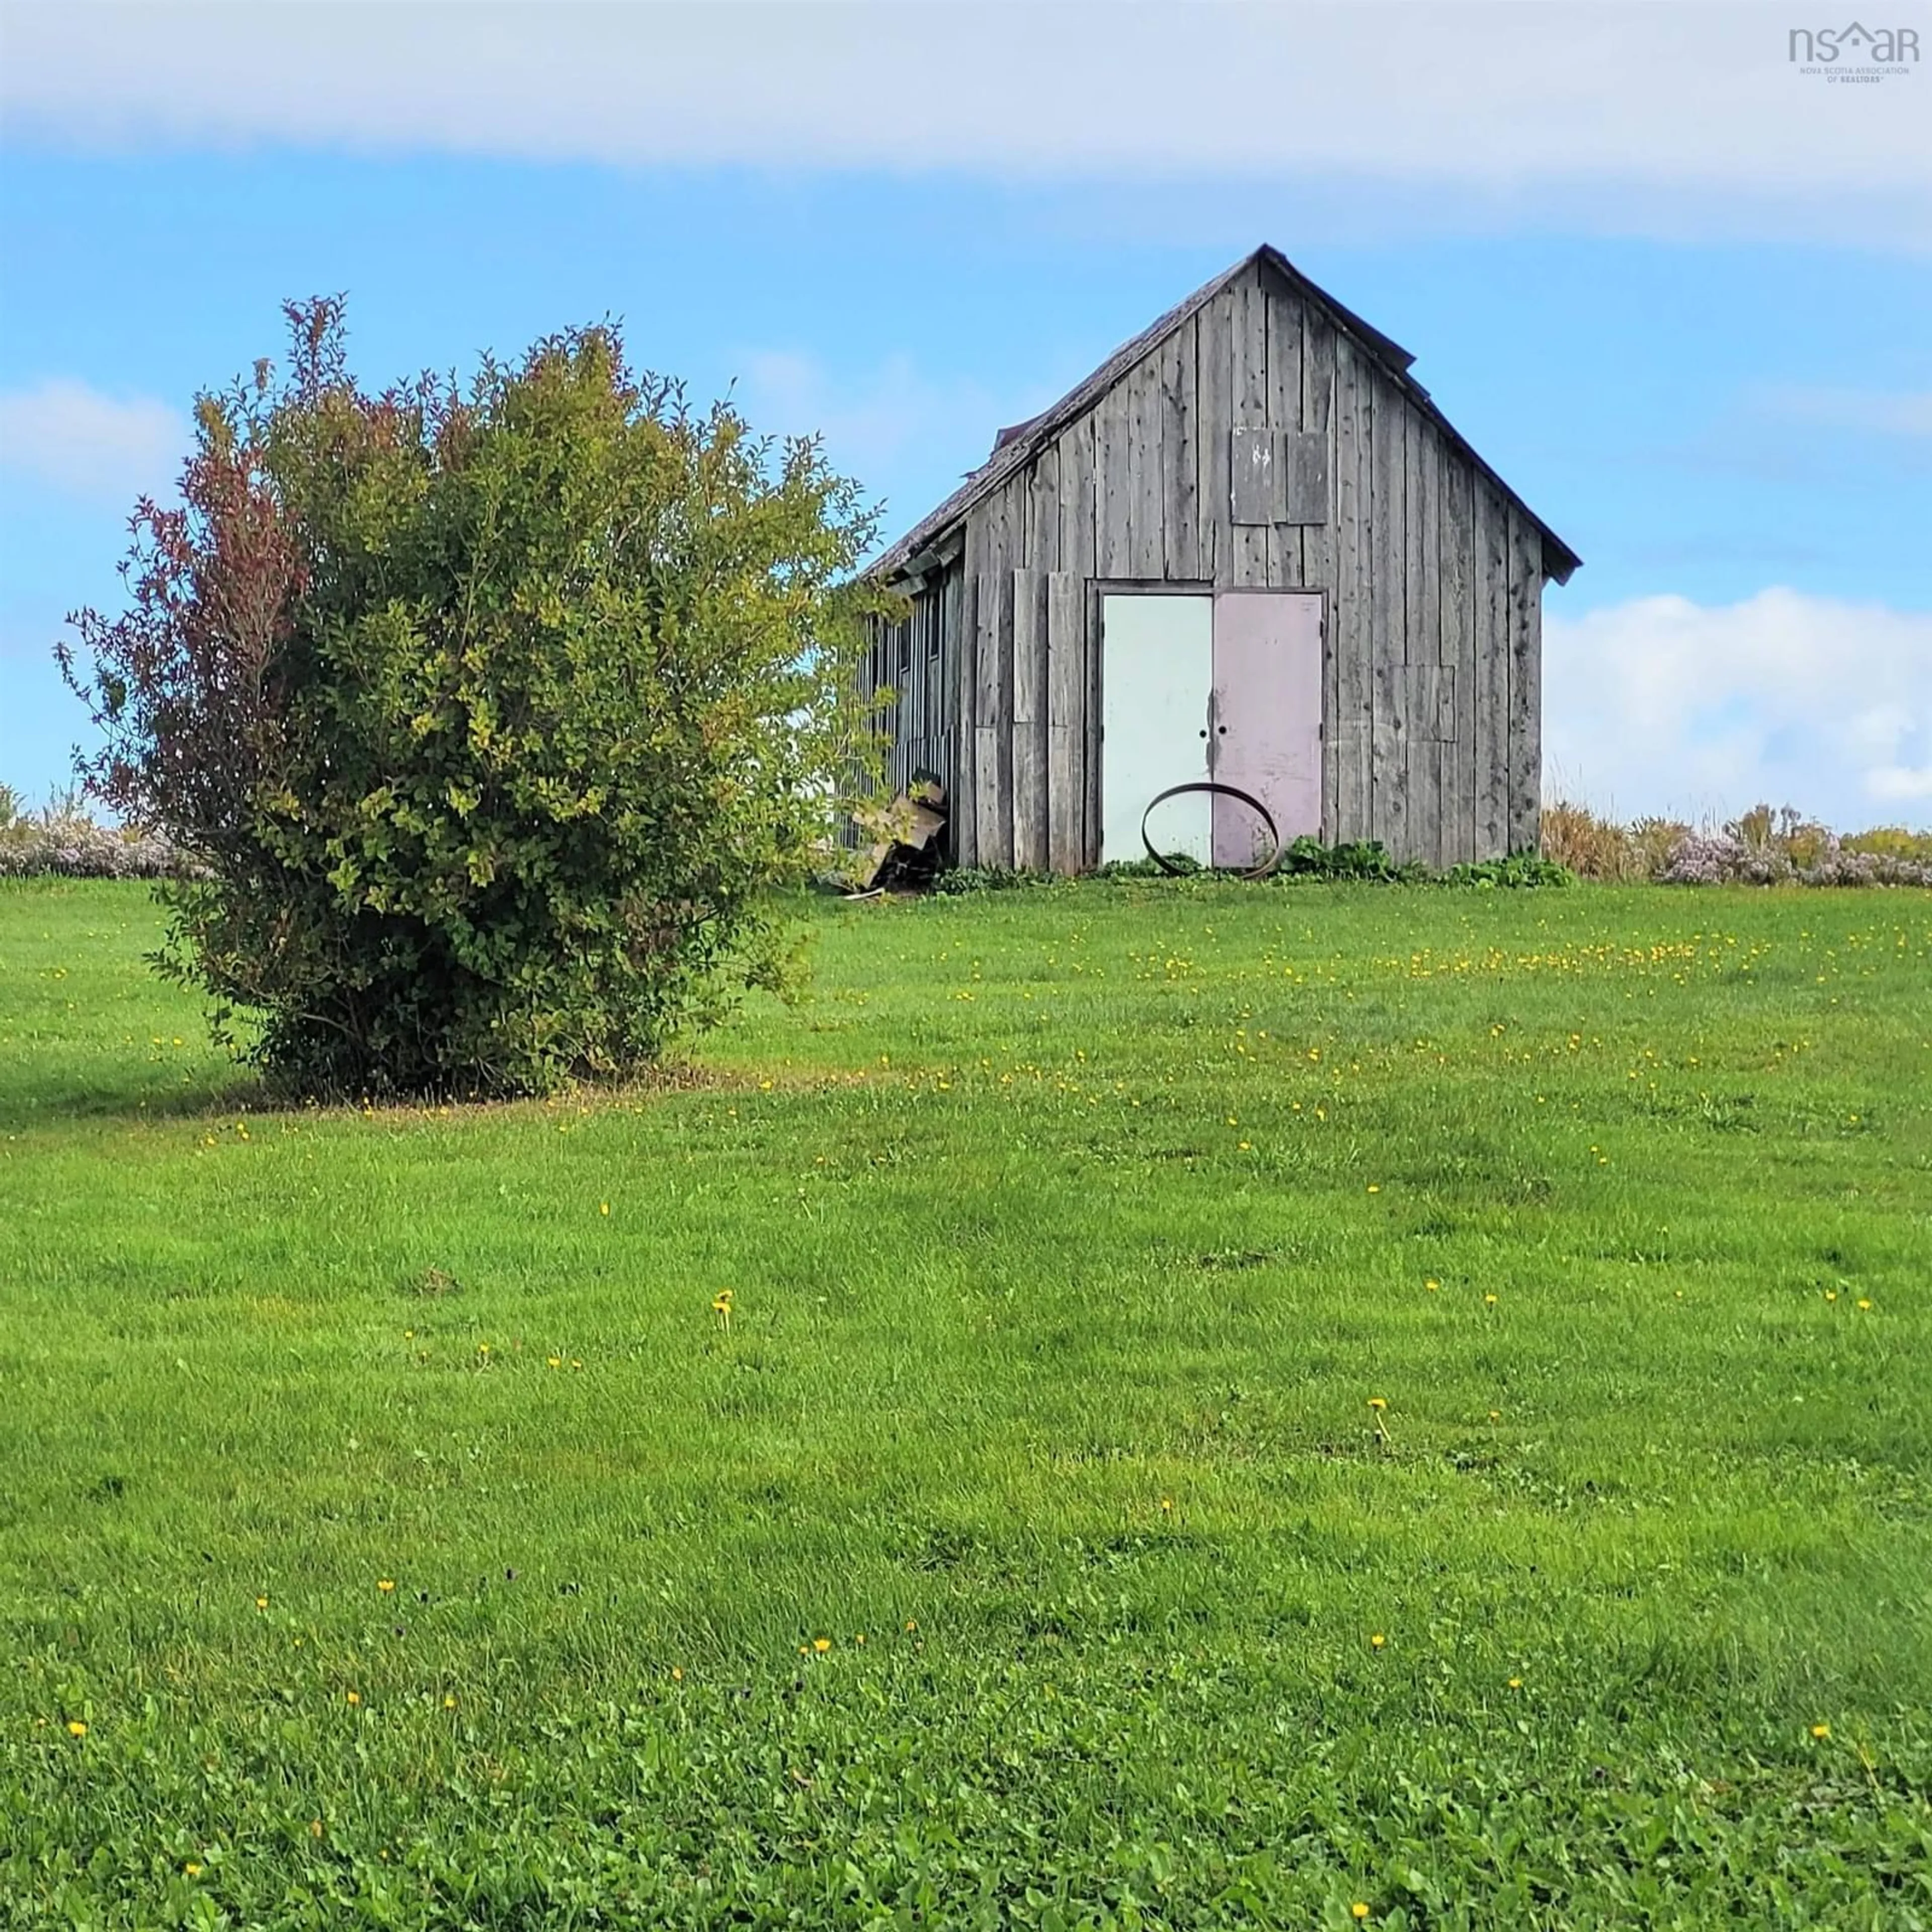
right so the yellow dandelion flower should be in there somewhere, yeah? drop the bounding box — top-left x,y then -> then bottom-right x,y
1370,1633 -> 1386,1650
185,1861 -> 203,1877
255,1595 -> 268,1611
1811,1722 -> 1830,1739
813,1637 -> 832,1653
1352,1904 -> 1370,1920
1825,1290 -> 1838,1302
854,1634 -> 865,1645
1508,1677 -> 1522,1689
1366,1184 -> 1380,1194
1857,1299 -> 1873,1311
310,1819 -> 324,1840
1484,1293 -> 1498,1306
671,1666 -> 684,1681
547,1354 -> 561,1369
600,1202 -> 610,1216
1424,1279 -> 1439,1292
345,1691 -> 361,1707
905,1619 -> 918,1633
443,1695 -> 457,1710
1366,1397 -> 1388,1412
1489,1410 -> 1501,1421
66,1720 -> 87,1738
377,1579 -> 395,1594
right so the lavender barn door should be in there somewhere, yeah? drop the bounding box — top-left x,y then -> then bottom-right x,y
1210,592 -> 1324,866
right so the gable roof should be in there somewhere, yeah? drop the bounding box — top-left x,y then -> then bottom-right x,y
869,244 -> 1581,587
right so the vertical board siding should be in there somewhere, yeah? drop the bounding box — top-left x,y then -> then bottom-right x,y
1439,460 -> 1475,866
1506,503 -> 1543,854
1011,569 -> 1049,869
1472,479 -> 1510,858
1266,289 -> 1306,585
1046,570 -> 1085,872
1195,289 -> 1233,582
1160,318 -> 1200,581
1028,444 -> 1062,575
1126,355 -> 1166,577
1368,382 -> 1406,848
1095,381 -> 1134,580
1229,275 -> 1272,585
1057,416 -> 1097,579
1332,341 -> 1373,842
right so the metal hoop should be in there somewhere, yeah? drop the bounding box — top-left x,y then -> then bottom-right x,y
1139,782 -> 1282,880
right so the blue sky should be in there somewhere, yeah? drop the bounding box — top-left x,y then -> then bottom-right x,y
3,2 -> 1929,826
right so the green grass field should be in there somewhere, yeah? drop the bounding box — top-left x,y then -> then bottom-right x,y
2,876 -> 1928,1928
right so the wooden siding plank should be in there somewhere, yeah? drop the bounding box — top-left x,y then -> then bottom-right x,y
1408,737 -> 1442,870
1302,317 -> 1339,838
1473,480 -> 1510,859
1230,275 -> 1271,584
1230,427 -> 1276,526
1439,459 -> 1475,865
1195,289 -> 1233,583
955,557 -> 980,865
1507,502 -> 1543,855
1012,569 -> 1049,869
1266,284 -> 1305,584
1282,432 -> 1329,526
1413,417 -> 1441,674
1028,442 -> 1062,575
1095,382 -> 1134,580
1057,416 -> 1097,580
1126,353 -> 1166,577
1406,406 -> 1437,664
1160,316 -> 1199,582
1045,570 -> 1084,873
1369,384 -> 1406,846
1371,660 -> 1409,856
1332,344 -> 1373,841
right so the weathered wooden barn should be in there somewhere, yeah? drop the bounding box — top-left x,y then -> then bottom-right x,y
860,244 -> 1579,871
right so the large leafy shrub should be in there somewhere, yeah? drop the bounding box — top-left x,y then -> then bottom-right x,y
58,300 -> 887,1095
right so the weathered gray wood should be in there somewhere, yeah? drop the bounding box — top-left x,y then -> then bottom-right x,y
1506,501 -> 1543,855
1400,663 -> 1451,739
1472,479 -> 1510,858
1045,570 -> 1084,872
954,562 -> 979,864
1439,460 -> 1475,864
1011,569 -> 1049,869
1230,427 -> 1277,525
1194,288 -> 1233,582
1056,415 -> 1097,579
1408,736 -> 1442,869
1083,581 -> 1104,866
1367,380 -> 1405,847
1282,431 -> 1329,525
1265,282 -> 1305,583
1126,352 -> 1165,577
1229,274 -> 1271,584
1301,317 -> 1339,836
1371,660 -> 1409,855
1160,316 -> 1199,581
1028,442 -> 1061,575
1332,345 -> 1373,840
1094,382 -> 1133,579
1413,416 -> 1440,672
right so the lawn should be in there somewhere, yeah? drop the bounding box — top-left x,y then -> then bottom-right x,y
1,875 -> 1928,1928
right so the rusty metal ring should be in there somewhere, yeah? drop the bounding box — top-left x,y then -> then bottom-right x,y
1140,782 -> 1282,880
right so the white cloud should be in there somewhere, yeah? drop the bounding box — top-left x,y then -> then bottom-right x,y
1545,588 -> 1932,831
2,3 -> 1927,247
0,378 -> 185,504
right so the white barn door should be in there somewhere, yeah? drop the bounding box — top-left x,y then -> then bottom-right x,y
1100,594 -> 1213,864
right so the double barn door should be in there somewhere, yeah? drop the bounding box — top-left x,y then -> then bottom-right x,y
1100,591 -> 1323,866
